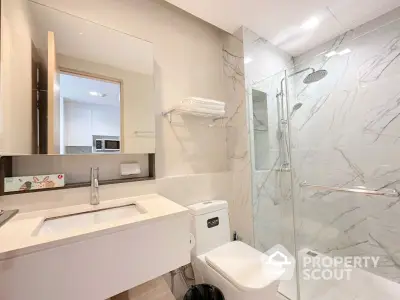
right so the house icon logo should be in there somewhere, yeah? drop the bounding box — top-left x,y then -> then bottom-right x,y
262,244 -> 296,280
267,251 -> 292,265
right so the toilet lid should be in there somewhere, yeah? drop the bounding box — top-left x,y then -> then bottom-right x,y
205,241 -> 284,292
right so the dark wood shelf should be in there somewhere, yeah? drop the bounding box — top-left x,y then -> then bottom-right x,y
1,153 -> 156,196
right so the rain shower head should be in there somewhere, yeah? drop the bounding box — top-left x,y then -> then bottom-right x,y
303,69 -> 328,84
285,67 -> 328,86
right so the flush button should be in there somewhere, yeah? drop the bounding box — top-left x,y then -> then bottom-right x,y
203,201 -> 212,205
207,217 -> 219,228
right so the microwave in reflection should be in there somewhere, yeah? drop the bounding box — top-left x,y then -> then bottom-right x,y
94,138 -> 120,152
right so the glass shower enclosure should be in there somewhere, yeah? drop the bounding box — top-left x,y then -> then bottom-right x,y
248,9 -> 400,300
249,69 -> 299,300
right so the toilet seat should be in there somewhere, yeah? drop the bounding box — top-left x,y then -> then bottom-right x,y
204,241 -> 284,292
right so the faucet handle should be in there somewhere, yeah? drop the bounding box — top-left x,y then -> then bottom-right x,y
90,167 -> 100,205
91,167 -> 100,178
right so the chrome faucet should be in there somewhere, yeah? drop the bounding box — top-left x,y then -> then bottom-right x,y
90,167 -> 100,205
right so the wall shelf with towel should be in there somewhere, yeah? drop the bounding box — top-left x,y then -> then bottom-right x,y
162,97 -> 226,126
162,106 -> 226,122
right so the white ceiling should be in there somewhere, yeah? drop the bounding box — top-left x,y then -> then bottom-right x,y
60,73 -> 120,107
30,2 -> 154,75
164,0 -> 400,56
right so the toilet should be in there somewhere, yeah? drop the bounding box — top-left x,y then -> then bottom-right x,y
188,200 -> 283,300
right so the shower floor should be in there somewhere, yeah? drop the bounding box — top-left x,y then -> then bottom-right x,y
279,267 -> 400,300
278,249 -> 400,300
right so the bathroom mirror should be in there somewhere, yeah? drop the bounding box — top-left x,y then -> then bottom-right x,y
29,2 -> 155,155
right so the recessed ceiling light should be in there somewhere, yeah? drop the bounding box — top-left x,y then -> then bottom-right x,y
79,32 -> 84,35
338,48 -> 351,56
324,50 -> 337,58
301,17 -> 319,30
89,91 -> 107,97
324,48 -> 351,58
244,56 -> 253,64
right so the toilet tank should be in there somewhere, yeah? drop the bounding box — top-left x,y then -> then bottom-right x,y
187,200 -> 230,256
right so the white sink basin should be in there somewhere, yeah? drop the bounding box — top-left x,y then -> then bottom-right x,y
37,205 -> 143,236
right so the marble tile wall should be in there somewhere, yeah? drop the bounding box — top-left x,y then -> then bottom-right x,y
245,8 -> 400,298
290,7 -> 400,285
222,28 -> 254,245
251,89 -> 269,170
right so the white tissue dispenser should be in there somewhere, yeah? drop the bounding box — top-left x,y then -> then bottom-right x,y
120,163 -> 141,176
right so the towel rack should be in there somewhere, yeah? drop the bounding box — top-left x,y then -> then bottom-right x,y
134,131 -> 155,135
162,107 -> 225,123
299,181 -> 400,197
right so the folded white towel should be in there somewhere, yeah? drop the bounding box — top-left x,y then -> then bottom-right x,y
178,105 -> 225,117
183,97 -> 225,107
182,103 -> 226,111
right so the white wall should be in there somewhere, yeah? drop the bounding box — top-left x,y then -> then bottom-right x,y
13,0 -> 233,204
0,0 -> 34,154
90,105 -> 120,137
58,54 -> 154,153
5,0 -> 247,248
64,101 -> 120,147
32,0 -> 228,177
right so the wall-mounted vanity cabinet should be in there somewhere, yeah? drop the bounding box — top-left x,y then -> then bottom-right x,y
0,0 -> 155,156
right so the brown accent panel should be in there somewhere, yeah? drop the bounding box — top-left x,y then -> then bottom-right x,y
0,157 -> 13,195
4,176 -> 155,196
37,55 -> 48,154
31,42 -> 40,154
148,153 -> 155,178
3,154 -> 156,195
110,291 -> 129,300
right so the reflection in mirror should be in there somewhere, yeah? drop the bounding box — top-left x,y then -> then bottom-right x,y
60,72 -> 121,154
29,2 -> 155,155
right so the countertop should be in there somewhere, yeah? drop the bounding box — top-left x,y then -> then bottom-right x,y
0,194 -> 188,260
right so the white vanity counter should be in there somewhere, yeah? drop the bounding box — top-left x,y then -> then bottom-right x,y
0,194 -> 191,300
0,193 -> 187,260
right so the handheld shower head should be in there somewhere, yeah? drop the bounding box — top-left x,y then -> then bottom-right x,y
292,102 -> 303,111
290,102 -> 303,118
303,69 -> 328,84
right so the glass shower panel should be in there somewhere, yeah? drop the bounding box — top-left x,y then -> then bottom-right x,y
289,13 -> 400,300
250,70 -> 299,300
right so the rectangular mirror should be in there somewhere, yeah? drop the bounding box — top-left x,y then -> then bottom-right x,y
29,2 -> 155,155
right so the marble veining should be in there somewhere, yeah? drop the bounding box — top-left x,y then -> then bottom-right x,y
291,7 -> 400,291
246,6 -> 400,300
359,35 -> 400,84
243,28 -> 297,276
223,29 -> 254,245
